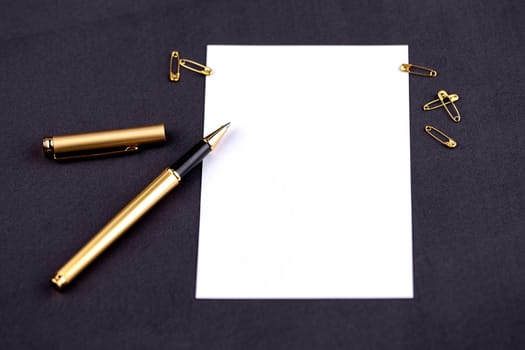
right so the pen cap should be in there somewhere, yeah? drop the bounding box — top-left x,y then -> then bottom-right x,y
42,124 -> 166,160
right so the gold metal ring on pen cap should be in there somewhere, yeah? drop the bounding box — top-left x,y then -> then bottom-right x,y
42,137 -> 54,155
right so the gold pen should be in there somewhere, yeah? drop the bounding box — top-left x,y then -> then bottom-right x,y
50,123 -> 230,289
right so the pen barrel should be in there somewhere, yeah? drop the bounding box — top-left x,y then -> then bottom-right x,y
51,168 -> 180,288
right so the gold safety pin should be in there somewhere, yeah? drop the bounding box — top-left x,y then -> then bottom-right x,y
169,51 -> 181,82
423,93 -> 460,111
424,125 -> 457,149
400,63 -> 437,78
169,50 -> 213,82
180,59 -> 213,76
54,145 -> 139,161
437,90 -> 461,122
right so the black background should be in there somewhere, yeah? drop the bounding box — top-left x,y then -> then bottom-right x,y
1,1 -> 524,349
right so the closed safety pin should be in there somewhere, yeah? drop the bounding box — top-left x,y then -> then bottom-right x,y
400,63 -> 437,78
423,93 -> 460,111
425,125 -> 457,148
169,51 -> 182,82
437,90 -> 461,122
180,59 -> 213,76
169,50 -> 213,82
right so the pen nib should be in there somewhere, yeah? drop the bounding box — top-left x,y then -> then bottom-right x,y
203,122 -> 230,150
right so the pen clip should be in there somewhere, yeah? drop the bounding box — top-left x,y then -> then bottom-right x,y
423,93 -> 460,111
424,125 -> 457,148
400,63 -> 437,78
53,145 -> 139,160
437,90 -> 461,122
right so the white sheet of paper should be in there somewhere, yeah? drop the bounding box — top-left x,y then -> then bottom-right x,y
196,45 -> 412,299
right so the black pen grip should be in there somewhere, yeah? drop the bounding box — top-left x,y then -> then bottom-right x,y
170,140 -> 211,178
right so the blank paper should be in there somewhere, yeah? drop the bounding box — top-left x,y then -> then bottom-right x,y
196,45 -> 413,299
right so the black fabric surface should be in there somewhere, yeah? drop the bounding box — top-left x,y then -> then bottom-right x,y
1,1 -> 524,349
